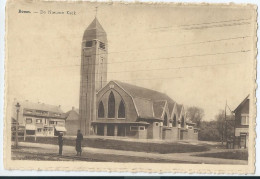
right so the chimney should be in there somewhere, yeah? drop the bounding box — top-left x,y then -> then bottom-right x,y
59,105 -> 61,108
72,106 -> 75,110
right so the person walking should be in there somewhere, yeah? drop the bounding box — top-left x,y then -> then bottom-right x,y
76,130 -> 83,156
58,132 -> 63,155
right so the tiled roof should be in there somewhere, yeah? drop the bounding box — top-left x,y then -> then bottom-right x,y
115,81 -> 175,103
83,17 -> 107,42
176,104 -> 183,118
153,101 -> 166,119
113,81 -> 180,120
233,94 -> 250,113
65,108 -> 79,120
19,100 -> 64,114
133,98 -> 154,118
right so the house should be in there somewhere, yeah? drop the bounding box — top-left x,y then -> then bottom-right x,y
78,17 -> 199,140
11,99 -> 67,136
233,95 -> 249,149
65,107 -> 79,136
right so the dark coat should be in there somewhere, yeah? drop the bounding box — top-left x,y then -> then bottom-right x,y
76,132 -> 83,152
58,135 -> 63,146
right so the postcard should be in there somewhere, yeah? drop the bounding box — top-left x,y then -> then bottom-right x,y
4,0 -> 257,174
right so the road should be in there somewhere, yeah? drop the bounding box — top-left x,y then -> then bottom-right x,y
12,142 -> 248,164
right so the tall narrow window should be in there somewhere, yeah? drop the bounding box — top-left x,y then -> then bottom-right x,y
98,101 -> 105,118
173,115 -> 177,127
163,114 -> 168,126
108,92 -> 115,118
118,100 -> 125,118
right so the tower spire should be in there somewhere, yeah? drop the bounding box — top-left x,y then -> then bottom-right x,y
95,6 -> 98,17
79,15 -> 107,136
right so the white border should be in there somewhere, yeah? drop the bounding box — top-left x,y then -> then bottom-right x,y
0,0 -> 259,176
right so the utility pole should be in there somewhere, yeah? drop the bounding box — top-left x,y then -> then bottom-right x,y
225,100 -> 227,143
15,102 -> 20,149
221,117 -> 223,145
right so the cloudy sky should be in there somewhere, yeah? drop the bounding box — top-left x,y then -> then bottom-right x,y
6,2 -> 256,120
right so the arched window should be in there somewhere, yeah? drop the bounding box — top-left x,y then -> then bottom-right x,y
181,116 -> 185,127
108,92 -> 115,118
173,115 -> 177,127
118,100 -> 125,118
163,114 -> 168,126
98,101 -> 105,118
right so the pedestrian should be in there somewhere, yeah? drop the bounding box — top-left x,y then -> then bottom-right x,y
58,132 -> 63,155
76,130 -> 83,156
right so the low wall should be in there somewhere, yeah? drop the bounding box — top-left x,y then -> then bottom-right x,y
19,136 -> 209,154
163,127 -> 179,141
183,129 -> 198,141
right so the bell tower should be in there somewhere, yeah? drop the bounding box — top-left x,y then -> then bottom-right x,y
79,17 -> 107,135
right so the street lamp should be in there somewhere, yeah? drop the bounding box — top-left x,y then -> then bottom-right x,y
15,102 -> 20,148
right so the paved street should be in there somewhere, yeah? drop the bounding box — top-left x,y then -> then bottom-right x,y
13,142 -> 247,165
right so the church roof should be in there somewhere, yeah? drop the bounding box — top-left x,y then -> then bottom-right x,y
176,104 -> 183,118
153,101 -> 167,119
113,81 -> 179,120
83,17 -> 107,42
114,81 -> 175,104
86,17 -> 106,32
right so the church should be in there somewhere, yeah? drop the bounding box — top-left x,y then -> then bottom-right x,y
78,17 -> 198,140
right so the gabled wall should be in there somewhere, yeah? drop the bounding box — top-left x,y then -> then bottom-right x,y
234,99 -> 249,128
96,81 -> 138,122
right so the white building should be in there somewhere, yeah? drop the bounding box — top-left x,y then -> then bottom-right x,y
12,99 -> 67,137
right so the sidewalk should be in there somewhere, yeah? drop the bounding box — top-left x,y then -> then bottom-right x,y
17,142 -> 247,165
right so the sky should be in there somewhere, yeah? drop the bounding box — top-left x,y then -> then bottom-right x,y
6,2 -> 256,121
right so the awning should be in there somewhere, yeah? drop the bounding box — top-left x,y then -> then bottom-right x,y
26,124 -> 36,130
55,126 -> 67,132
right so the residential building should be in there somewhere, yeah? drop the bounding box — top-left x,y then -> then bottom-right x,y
233,95 -> 249,149
65,107 -> 79,136
11,100 -> 67,136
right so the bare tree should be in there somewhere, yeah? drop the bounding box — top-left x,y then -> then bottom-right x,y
186,106 -> 204,127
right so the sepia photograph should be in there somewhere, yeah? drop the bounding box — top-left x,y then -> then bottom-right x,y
3,0 -> 257,174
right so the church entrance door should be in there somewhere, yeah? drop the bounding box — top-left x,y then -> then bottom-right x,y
97,125 -> 104,136
117,125 -> 126,136
107,124 -> 115,136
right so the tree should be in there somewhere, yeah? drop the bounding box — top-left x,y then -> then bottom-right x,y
215,110 -> 235,143
216,110 -> 225,143
198,120 -> 221,141
198,110 -> 234,142
186,106 -> 204,127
